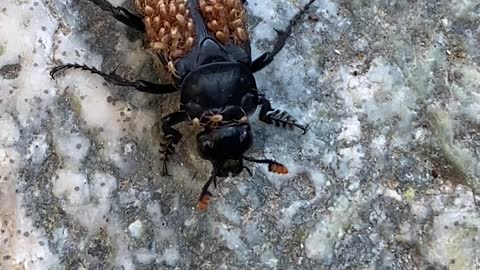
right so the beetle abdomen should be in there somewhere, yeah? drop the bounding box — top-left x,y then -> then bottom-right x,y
135,0 -> 196,60
199,0 -> 248,44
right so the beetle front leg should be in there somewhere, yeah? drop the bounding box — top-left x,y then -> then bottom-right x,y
250,0 -> 317,73
50,64 -> 177,94
160,111 -> 188,176
258,96 -> 308,134
88,0 -> 144,32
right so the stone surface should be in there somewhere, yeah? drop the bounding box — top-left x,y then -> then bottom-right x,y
1,0 -> 480,269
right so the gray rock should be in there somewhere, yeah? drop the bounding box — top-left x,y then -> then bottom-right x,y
0,0 -> 479,269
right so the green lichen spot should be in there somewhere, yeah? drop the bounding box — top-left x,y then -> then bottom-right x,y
404,187 -> 415,201
68,95 -> 83,115
0,45 -> 4,57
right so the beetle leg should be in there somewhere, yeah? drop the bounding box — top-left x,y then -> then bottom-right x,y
197,169 -> 220,211
160,111 -> 188,176
250,0 -> 317,73
50,63 -> 177,94
88,0 -> 144,32
258,96 -> 309,134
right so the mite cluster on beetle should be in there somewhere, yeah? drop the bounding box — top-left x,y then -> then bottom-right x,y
199,0 -> 248,44
136,0 -> 195,59
50,0 -> 316,210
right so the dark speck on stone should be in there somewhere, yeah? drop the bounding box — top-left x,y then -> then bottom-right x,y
0,63 -> 21,80
41,26 -> 46,31
23,232 -> 29,237
74,186 -> 80,191
76,144 -> 82,149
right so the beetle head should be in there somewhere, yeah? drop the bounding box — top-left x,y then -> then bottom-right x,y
197,124 -> 252,177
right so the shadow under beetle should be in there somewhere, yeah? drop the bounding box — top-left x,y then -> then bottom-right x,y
51,0 -> 316,210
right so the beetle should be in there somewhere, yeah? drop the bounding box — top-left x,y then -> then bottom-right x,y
50,0 -> 316,210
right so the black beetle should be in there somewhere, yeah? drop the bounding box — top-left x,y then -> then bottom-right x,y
51,0 -> 316,210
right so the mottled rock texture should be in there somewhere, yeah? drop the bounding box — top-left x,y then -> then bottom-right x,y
0,0 -> 479,269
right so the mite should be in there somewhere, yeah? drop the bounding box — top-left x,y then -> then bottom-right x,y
50,0 -> 316,210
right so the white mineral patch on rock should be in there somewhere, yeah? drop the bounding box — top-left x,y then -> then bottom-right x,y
338,116 -> 362,143
305,195 -> 360,262
52,170 -> 117,232
213,222 -> 248,260
128,220 -> 143,238
281,200 -> 308,226
54,133 -> 90,165
216,201 -> 241,225
2,205 -> 59,270
25,134 -> 48,165
427,187 -> 480,269
0,114 -> 20,146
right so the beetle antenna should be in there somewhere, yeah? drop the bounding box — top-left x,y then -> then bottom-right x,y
243,166 -> 253,176
191,171 -> 198,181
242,156 -> 289,175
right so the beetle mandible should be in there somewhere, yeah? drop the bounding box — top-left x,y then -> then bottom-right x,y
51,0 -> 316,210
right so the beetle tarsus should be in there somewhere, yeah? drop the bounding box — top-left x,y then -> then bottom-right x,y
88,0 -> 144,32
201,172 -> 217,196
159,135 -> 175,176
160,111 -> 188,176
258,97 -> 308,134
251,0 -> 317,72
50,63 -> 177,94
196,171 -> 218,210
243,156 -> 289,174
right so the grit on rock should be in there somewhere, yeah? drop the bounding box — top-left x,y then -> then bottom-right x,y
0,0 -> 479,269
